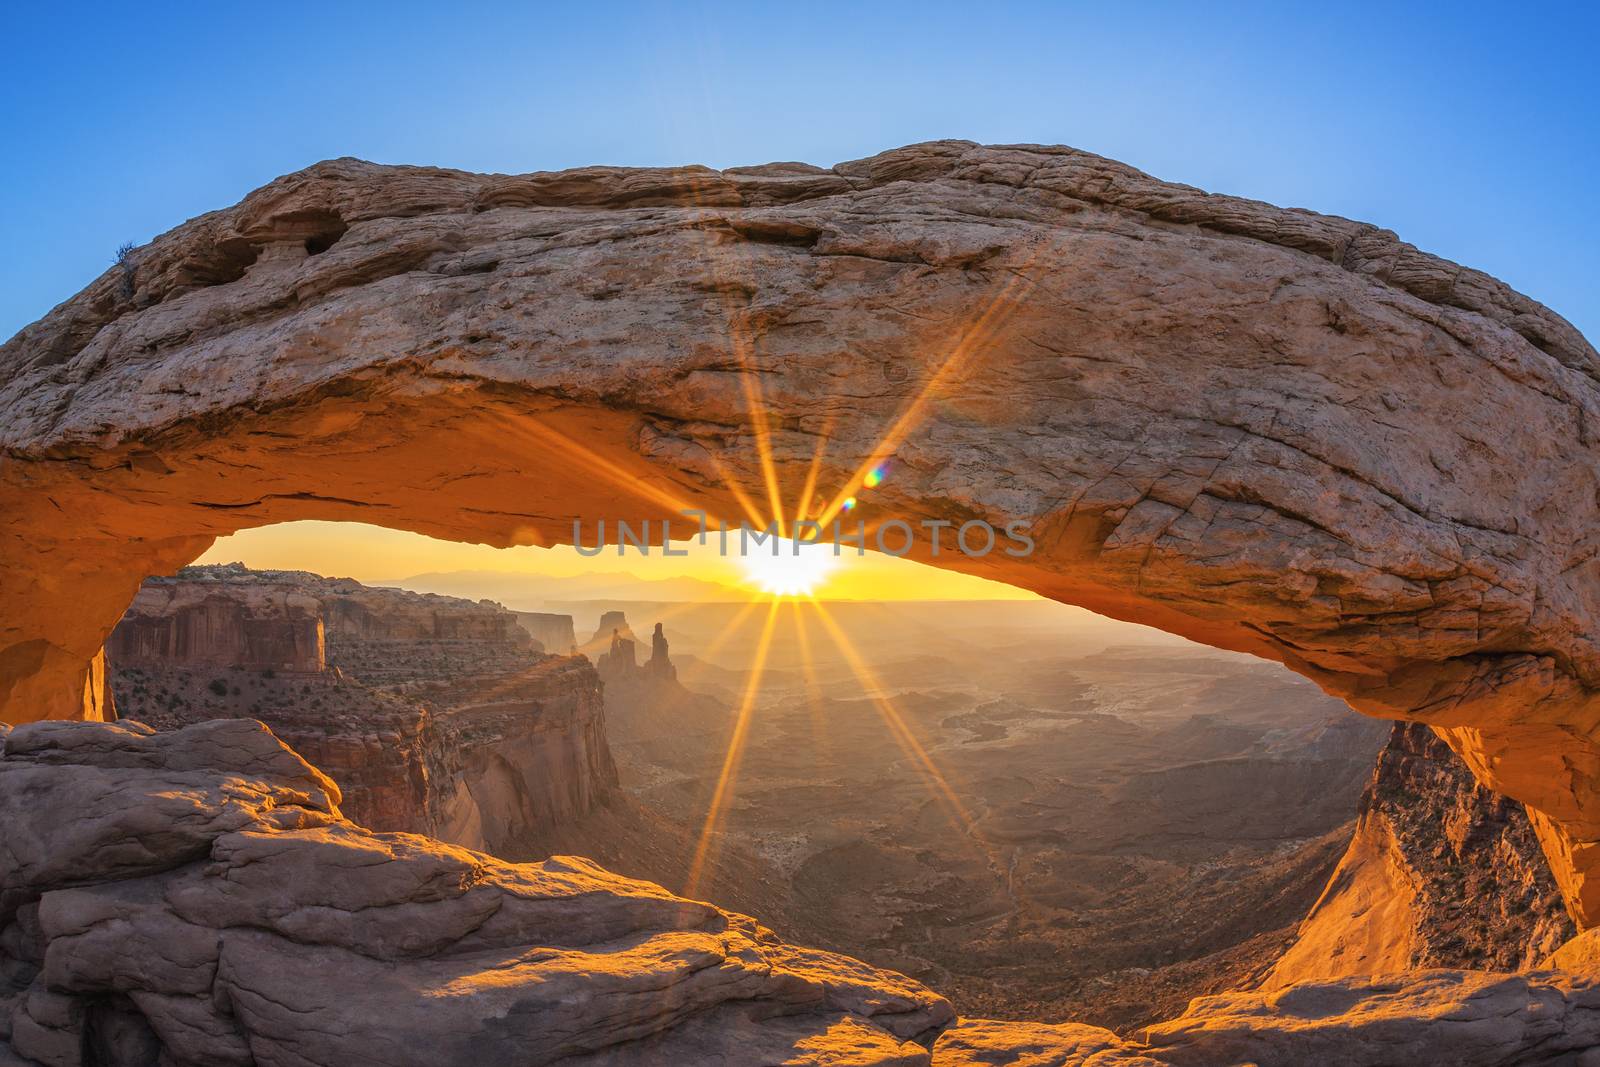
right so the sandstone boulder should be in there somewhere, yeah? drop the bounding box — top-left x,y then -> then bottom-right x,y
937,972 -> 1600,1067
932,1019 -> 1165,1065
0,719 -> 952,1067
1545,927 -> 1600,972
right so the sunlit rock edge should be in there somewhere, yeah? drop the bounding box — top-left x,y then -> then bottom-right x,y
1,717 -> 1598,1067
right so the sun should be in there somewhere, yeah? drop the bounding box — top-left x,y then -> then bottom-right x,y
738,539 -> 838,597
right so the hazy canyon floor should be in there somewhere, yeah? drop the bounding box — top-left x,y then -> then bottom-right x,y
584,602 -> 1388,1030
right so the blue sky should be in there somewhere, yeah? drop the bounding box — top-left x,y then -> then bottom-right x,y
2,2 -> 1595,343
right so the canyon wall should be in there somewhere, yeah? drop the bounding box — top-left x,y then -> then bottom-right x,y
423,656 -> 619,855
3,141 -> 1600,922
107,570 -> 326,674
107,566 -> 617,856
1267,721 -> 1575,986
516,611 -> 578,653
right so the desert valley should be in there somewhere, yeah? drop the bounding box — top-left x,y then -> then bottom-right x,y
87,560 -> 1580,1041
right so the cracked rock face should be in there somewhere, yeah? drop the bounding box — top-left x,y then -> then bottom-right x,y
0,719 -> 952,1066
1266,721 -> 1574,986
2,140 -> 1598,921
8,718 -> 1600,1067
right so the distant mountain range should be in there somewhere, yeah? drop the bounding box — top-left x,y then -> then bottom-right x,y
375,569 -> 749,608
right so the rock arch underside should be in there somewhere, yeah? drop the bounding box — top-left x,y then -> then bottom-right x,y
3,137 -> 1599,955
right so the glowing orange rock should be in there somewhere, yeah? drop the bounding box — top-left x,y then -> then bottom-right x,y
3,141 -> 1598,925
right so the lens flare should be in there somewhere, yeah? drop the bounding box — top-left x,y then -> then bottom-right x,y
863,462 -> 888,488
841,496 -> 857,512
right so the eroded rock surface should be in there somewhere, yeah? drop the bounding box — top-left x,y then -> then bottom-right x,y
5,717 -> 1600,1066
1267,721 -> 1574,986
1142,971 -> 1600,1067
3,140 -> 1599,919
933,1019 -> 1166,1066
108,565 -> 618,855
0,719 -> 951,1066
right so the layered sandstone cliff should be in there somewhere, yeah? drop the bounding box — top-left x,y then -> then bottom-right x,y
1267,722 -> 1574,987
516,611 -> 578,654
106,569 -> 326,675
107,565 -> 617,856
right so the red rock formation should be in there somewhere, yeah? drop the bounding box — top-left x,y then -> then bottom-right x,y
1266,722 -> 1574,986
3,143 -> 1596,921
106,566 -> 617,856
647,622 -> 676,682
5,138 -> 1600,1060
593,617 -> 680,688
107,566 -> 326,673
424,655 -> 619,854
320,585 -> 530,644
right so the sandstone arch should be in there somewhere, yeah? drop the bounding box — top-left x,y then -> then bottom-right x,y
4,140 -> 1599,921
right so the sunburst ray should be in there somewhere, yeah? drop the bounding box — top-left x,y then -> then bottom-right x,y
788,600 -> 832,761
807,597 -> 989,850
683,597 -> 782,898
678,176 -> 789,538
813,233 -> 1064,530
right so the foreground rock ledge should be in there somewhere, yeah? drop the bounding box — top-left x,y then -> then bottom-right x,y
0,719 -> 951,1066
3,140 -> 1600,922
4,718 -> 1600,1067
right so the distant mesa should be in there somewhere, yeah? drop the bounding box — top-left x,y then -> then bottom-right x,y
381,568 -> 748,605
107,563 -> 331,674
515,611 -> 578,654
110,562 -> 533,670
582,609 -> 640,654
591,613 -> 677,687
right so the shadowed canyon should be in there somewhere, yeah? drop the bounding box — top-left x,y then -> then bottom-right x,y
4,141 -> 1600,1065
